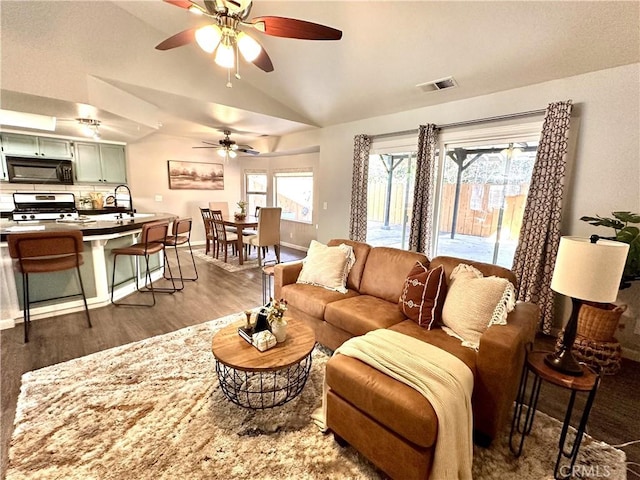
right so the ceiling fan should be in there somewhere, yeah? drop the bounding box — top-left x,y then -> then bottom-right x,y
156,0 -> 342,86
193,129 -> 260,158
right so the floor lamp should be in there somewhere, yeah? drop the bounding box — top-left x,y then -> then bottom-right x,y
546,235 -> 629,376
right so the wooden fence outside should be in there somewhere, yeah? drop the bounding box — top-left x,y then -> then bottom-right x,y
367,181 -> 529,240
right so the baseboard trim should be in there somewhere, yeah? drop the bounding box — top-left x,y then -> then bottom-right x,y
279,241 -> 308,252
621,347 -> 640,363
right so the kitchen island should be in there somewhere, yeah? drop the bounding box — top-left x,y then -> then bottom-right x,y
0,212 -> 177,330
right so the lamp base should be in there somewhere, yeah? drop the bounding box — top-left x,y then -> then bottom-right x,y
544,350 -> 584,376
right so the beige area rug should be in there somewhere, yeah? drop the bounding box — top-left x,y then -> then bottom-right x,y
7,314 -> 627,480
193,249 -> 260,272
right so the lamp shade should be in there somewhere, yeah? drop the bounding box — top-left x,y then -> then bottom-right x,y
237,32 -> 261,62
215,42 -> 235,68
195,25 -> 222,54
551,236 -> 629,303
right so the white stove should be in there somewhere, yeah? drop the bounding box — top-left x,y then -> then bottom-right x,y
12,192 -> 79,222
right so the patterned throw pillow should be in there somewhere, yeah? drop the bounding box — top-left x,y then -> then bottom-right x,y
297,240 -> 355,293
398,262 -> 447,328
441,264 -> 516,350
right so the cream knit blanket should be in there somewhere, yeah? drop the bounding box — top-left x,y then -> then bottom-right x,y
312,329 -> 474,480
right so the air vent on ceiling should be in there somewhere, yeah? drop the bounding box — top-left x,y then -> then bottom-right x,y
416,76 -> 458,93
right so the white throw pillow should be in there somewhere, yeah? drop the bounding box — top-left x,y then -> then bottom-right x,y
297,240 -> 355,293
441,264 -> 516,350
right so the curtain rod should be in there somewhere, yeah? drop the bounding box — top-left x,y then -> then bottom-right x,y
370,108 -> 547,140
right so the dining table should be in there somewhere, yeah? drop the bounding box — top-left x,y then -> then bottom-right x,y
222,215 -> 258,265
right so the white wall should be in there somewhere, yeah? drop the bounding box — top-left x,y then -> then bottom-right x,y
126,133 -> 243,243
272,63 -> 640,356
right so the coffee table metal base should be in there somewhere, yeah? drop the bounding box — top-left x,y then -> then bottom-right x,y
216,354 -> 313,409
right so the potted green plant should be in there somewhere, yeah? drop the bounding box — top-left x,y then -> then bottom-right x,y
580,211 -> 640,288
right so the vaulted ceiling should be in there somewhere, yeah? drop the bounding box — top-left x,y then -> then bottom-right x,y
1,1 -> 638,149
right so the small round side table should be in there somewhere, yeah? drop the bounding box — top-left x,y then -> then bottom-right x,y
509,347 -> 602,480
211,317 -> 316,409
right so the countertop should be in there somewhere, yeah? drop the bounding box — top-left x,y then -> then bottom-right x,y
0,212 -> 177,242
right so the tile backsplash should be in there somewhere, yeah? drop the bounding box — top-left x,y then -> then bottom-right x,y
0,183 -> 123,211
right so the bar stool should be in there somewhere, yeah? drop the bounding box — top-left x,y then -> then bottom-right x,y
111,220 -> 176,307
7,230 -> 92,343
163,217 -> 198,291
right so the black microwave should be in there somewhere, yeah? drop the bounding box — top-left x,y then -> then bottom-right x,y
6,156 -> 74,185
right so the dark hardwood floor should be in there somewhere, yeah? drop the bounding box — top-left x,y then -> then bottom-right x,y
1,246 -> 638,478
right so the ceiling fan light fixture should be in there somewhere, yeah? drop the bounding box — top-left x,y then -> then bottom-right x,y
215,40 -> 235,68
217,149 -> 227,158
228,150 -> 238,159
237,32 -> 261,62
195,25 -> 222,53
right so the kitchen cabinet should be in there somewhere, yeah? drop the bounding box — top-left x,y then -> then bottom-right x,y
74,142 -> 127,184
0,155 -> 7,181
1,133 -> 73,159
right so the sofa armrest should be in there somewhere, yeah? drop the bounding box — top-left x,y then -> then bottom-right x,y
274,261 -> 304,299
473,301 -> 539,442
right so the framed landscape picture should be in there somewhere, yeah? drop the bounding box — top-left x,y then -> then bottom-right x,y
167,160 -> 224,190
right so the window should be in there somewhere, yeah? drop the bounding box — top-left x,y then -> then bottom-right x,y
245,171 -> 267,216
366,151 -> 417,249
359,125 -> 541,264
433,125 -> 540,268
274,170 -> 313,223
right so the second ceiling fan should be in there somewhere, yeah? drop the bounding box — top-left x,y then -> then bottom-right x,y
193,130 -> 259,158
156,0 -> 342,85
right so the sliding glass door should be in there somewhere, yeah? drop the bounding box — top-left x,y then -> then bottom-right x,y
366,151 -> 417,249
434,139 -> 538,267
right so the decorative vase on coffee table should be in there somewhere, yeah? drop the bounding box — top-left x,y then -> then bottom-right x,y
271,318 -> 287,343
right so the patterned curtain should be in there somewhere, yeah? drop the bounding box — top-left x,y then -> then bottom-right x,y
409,124 -> 438,255
512,100 -> 573,333
349,134 -> 372,241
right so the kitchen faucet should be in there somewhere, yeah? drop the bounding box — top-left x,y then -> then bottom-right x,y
114,184 -> 135,218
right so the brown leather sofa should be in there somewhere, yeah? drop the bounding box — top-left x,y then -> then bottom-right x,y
274,239 -> 539,480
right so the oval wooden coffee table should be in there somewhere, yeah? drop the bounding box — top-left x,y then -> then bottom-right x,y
211,317 -> 316,409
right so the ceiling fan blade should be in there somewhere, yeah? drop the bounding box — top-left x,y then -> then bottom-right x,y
225,0 -> 243,8
163,0 -> 196,10
155,28 -> 197,50
251,40 -> 274,72
192,146 -> 218,149
250,16 -> 342,40
239,148 -> 260,155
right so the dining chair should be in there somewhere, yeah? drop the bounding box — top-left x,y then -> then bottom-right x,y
211,210 -> 238,262
200,207 -> 216,255
7,230 -> 92,343
209,201 -> 238,235
209,201 -> 229,217
243,207 -> 282,265
162,217 -> 198,290
242,205 -> 260,242
111,220 -> 177,307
